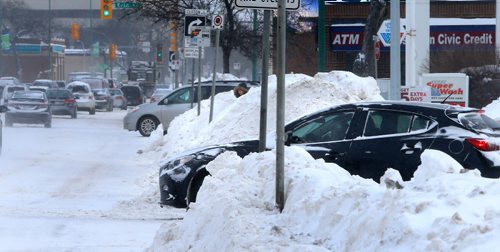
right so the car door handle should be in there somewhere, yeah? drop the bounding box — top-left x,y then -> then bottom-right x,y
401,143 -> 422,155
325,151 -> 345,160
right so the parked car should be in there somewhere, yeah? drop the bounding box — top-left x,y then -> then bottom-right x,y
109,88 -> 127,110
150,88 -> 173,103
66,81 -> 96,115
46,88 -> 77,119
1,84 -> 28,105
0,76 -> 21,86
123,81 -> 260,137
31,79 -> 59,91
120,85 -> 145,107
5,91 -> 52,128
92,88 -> 113,111
159,101 -> 500,208
0,105 -> 7,154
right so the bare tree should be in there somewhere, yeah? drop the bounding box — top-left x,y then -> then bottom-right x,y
123,0 -> 260,73
352,0 -> 388,77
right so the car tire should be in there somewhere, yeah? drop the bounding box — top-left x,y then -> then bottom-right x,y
71,109 -> 77,119
44,119 -> 51,128
89,108 -> 96,115
106,101 -> 113,112
138,116 -> 159,137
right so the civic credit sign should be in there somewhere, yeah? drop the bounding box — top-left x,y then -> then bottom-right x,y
330,18 -> 495,52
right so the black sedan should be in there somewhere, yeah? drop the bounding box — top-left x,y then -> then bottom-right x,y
159,101 -> 500,208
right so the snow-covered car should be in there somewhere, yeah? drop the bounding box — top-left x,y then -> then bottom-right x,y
159,101 -> 500,208
66,81 -> 96,115
5,91 -> 52,128
123,81 -> 259,137
0,105 -> 7,154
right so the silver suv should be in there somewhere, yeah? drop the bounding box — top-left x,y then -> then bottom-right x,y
123,81 -> 259,136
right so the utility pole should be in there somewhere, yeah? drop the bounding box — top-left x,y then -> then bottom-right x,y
48,0 -> 52,79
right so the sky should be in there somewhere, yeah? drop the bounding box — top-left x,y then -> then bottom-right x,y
139,71 -> 500,251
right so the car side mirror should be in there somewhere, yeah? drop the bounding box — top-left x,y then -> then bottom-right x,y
161,98 -> 169,105
0,105 -> 7,113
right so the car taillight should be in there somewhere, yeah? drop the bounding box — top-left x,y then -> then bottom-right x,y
466,138 -> 500,151
116,96 -> 123,100
39,102 -> 49,108
64,98 -> 75,104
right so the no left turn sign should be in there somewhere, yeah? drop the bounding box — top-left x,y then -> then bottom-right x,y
212,15 -> 224,30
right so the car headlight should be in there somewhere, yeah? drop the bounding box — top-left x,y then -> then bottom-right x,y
159,155 -> 195,177
129,106 -> 140,113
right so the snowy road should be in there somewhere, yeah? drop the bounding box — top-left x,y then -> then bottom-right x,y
0,110 -> 182,251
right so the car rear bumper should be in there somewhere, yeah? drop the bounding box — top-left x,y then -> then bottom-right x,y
6,111 -> 50,123
51,105 -> 75,115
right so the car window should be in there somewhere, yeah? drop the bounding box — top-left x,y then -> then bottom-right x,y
215,86 -> 236,94
458,112 -> 500,131
411,115 -> 431,132
364,110 -> 413,136
167,88 -> 192,104
69,85 -> 89,93
291,111 -> 355,143
47,90 -> 72,99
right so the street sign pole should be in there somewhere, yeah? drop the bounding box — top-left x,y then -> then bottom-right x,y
209,14 -> 223,122
259,10 -> 271,153
276,0 -> 286,213
197,46 -> 202,116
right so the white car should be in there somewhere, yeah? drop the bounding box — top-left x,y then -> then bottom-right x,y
66,81 -> 96,115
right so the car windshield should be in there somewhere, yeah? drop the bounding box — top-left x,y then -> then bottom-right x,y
12,91 -> 45,100
458,112 -> 500,132
47,90 -> 71,99
33,81 -> 52,87
69,85 -> 89,93
109,89 -> 122,95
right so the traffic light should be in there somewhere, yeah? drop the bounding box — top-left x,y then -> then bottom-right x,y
100,0 -> 112,19
156,44 -> 163,63
71,23 -> 80,41
109,44 -> 117,61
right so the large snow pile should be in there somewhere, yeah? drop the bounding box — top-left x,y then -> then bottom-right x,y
483,97 -> 500,120
148,147 -> 500,251
152,71 -> 383,160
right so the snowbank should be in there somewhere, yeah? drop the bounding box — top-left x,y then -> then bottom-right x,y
483,97 -> 500,120
149,147 -> 500,251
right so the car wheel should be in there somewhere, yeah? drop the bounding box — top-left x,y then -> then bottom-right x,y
71,109 -> 77,119
138,116 -> 159,137
186,169 -> 210,206
106,101 -> 113,112
89,108 -> 96,115
44,119 -> 52,128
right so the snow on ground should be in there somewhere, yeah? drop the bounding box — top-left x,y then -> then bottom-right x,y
146,71 -> 500,251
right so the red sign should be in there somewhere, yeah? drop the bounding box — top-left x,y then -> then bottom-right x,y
375,41 -> 380,60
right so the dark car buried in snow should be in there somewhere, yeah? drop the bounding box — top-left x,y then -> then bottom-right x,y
159,101 -> 500,208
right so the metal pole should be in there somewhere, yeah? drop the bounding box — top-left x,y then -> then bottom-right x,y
190,58 -> 195,109
197,46 -> 202,115
48,0 -> 52,79
390,0 -> 401,100
259,10 -> 271,153
252,9 -> 258,81
209,30 -> 220,122
318,0 -> 326,72
90,0 -> 93,73
276,0 -> 286,212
